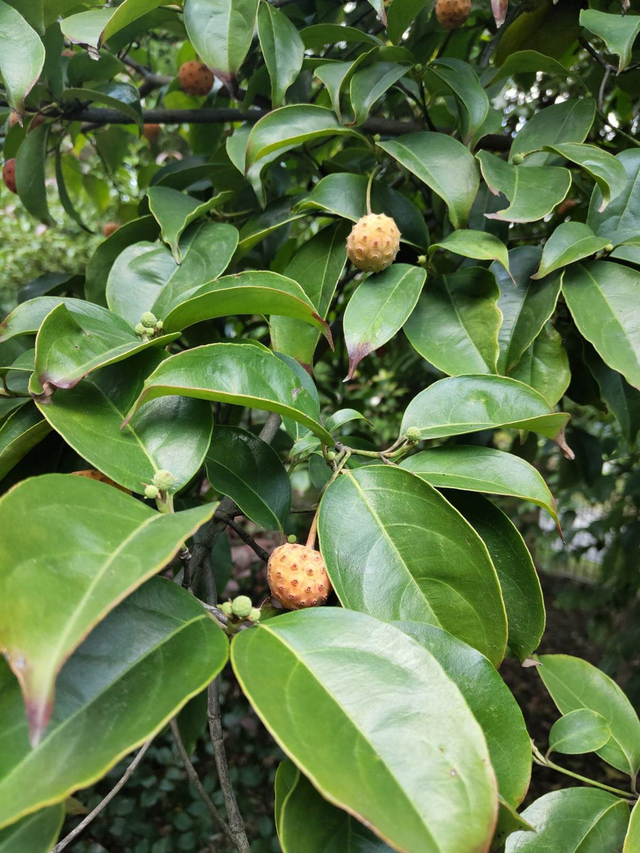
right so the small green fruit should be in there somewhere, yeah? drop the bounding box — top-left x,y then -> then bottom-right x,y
144,484 -> 159,500
134,323 -> 146,336
405,427 -> 421,443
512,153 -> 525,165
287,534 -> 297,544
140,311 -> 157,328
155,319 -> 164,332
248,607 -> 261,622
220,601 -> 233,616
153,469 -> 175,491
231,595 -> 253,619
326,450 -> 337,461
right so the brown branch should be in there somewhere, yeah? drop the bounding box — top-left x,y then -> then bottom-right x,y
51,738 -> 153,852
217,512 -> 270,562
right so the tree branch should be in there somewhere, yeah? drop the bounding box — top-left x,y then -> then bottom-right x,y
217,512 -> 270,562
51,738 -> 153,852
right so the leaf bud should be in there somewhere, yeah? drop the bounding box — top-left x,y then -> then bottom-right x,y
144,484 -> 159,500
512,153 -> 525,165
140,311 -> 157,328
153,469 -> 175,491
405,426 -> 422,442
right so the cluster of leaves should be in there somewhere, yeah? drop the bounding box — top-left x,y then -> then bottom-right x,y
1,0 -> 640,851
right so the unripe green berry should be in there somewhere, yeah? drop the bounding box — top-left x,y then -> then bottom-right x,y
604,243 -> 614,252
220,601 -> 233,616
231,595 -> 253,618
155,319 -> 164,332
248,607 -> 261,622
153,469 -> 175,491
287,534 -> 297,544
140,311 -> 157,328
417,255 -> 427,266
135,323 -> 146,336
144,484 -> 159,500
405,426 -> 421,442
326,450 -> 337,461
512,153 -> 525,165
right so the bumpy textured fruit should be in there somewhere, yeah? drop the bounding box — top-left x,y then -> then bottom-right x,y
72,469 -> 130,493
346,213 -> 401,274
3,159 -> 17,195
435,0 -> 472,29
231,595 -> 253,619
153,469 -> 175,491
143,123 -> 161,143
102,221 -> 119,237
178,61 -> 214,96
267,543 -> 331,610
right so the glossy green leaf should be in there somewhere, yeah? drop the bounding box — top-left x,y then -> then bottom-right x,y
443,491 -> 546,662
401,445 -> 557,522
386,0 -> 423,43
0,805 -> 64,853
276,760 -> 394,853
477,151 -> 571,223
611,236 -> 640,267
493,247 -> 562,374
1,296 -> 119,342
232,608 -> 498,853
162,271 -> 332,342
379,132 -> 480,229
85,215 -> 160,307
62,82 -> 141,126
427,58 -> 490,145
580,9 -> 640,72
15,124 -> 52,226
429,230 -> 510,272
147,187 -> 232,263
60,0 -> 163,52
562,261 -> 640,390
510,322 -> 571,407
396,621 -> 531,807
246,105 -> 363,169
404,267 -> 501,375
510,99 -> 596,165
493,799 -> 535,851
0,473 -> 216,744
205,425 -> 290,532
0,577 -> 228,828
538,654 -> 640,778
36,351 -> 213,495
55,146 -> 91,234
257,2 -> 304,107
548,709 -> 611,757
505,788 -> 629,852
315,55 -> 369,122
184,0 -> 259,80
0,1 -> 45,114
350,62 -> 410,126
542,143 -> 627,212
270,222 -> 349,369
532,222 -> 610,280
106,222 -> 239,326
344,264 -> 426,379
124,342 -> 334,445
624,800 -> 640,852
401,375 -> 571,452
319,465 -> 507,665
296,173 -> 429,250
588,150 -> 640,245
0,405 -> 50,481
300,24 -> 382,49
237,198 -> 306,251
33,303 -> 179,394
586,348 -> 640,445
489,50 -> 588,92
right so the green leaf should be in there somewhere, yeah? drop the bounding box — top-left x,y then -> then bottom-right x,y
588,150 -> 640,245
386,0 -> 424,43
401,375 -> 571,453
123,342 -> 334,445
427,59 -> 490,145
442,491 -> 546,663
542,143 -> 627,212
296,172 -> 429,250
55,146 -> 92,234
532,222 -> 610,280
477,151 -> 571,223
538,653 -> 640,778
33,303 -> 179,394
257,3 -> 304,107
0,474 -> 216,744
378,132 -> 480,229
205,425 -> 291,532
404,268 -> 501,375
349,62 -> 410,126
493,246 -> 562,374
580,9 -> 640,72
147,187 -> 233,262
0,404 -> 50,481
106,222 -> 239,326
0,1 -> 45,114
510,322 -> 571,407
184,0 -> 259,81
0,805 -> 64,853
62,82 -> 142,126
300,24 -> 382,49
586,348 -> 640,445
60,0 -> 164,53
509,99 -> 596,165
344,264 -> 426,379
488,50 -> 589,94
612,236 -> 640,267
505,788 -> 629,852
0,296 -> 117,342
162,271 -> 332,342
401,445 -> 557,523
35,351 -> 213,495
15,124 -> 52,226
396,621 -> 531,807
0,577 -> 228,827
562,261 -> 640,390
429,230 -> 510,272
232,608 -> 498,853
85,215 -> 160,307
548,709 -> 611,757
246,105 -> 363,169
277,760 -> 394,852
270,222 -> 350,369
318,465 -> 507,665
237,198 -> 306,251
315,55 -> 369,122
494,798 -> 535,851
625,800 -> 640,852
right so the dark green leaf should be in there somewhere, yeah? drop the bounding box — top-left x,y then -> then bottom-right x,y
147,187 -> 233,262
184,0 -> 259,80
588,150 -> 640,245
62,82 -> 141,126
0,404 -> 50,481
427,59 -> 490,145
429,230 -> 509,272
586,348 -> 640,445
300,24 -> 382,49
542,143 -> 627,212
0,805 -> 64,853
0,1 -> 45,113
60,0 -> 164,52
349,62 -> 410,126
510,323 -> 571,407
488,50 -> 589,94
510,99 -> 596,165
15,124 -> 52,225
548,709 -> 611,757
532,222 -> 610,279
257,2 -> 304,107
625,800 -> 640,852
580,9 -> 640,72
55,146 -> 92,233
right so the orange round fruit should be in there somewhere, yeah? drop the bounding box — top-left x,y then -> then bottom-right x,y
178,61 -> 214,96
3,159 -> 17,194
435,0 -> 472,29
143,123 -> 161,143
346,213 -> 401,274
102,221 -> 120,237
267,543 -> 332,610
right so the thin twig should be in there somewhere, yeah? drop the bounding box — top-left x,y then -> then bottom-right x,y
580,37 -> 616,73
51,739 -> 153,852
179,546 -> 192,589
217,512 -> 270,562
598,67 -> 611,113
